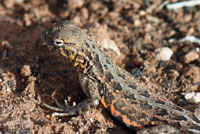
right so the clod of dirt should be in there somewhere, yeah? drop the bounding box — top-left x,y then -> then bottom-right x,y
20,65 -> 31,77
181,50 -> 199,64
184,66 -> 200,82
0,70 -> 16,96
167,69 -> 180,80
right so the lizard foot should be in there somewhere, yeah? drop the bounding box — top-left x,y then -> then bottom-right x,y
43,98 -> 99,117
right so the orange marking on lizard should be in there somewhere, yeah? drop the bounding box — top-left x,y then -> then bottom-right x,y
76,58 -> 84,63
59,48 -> 67,57
154,115 -> 164,120
140,118 -> 145,122
151,121 -> 156,125
74,62 -> 79,66
80,64 -> 87,69
120,97 -> 140,112
110,104 -> 145,129
101,97 -> 108,108
78,52 -> 85,57
71,54 -> 76,60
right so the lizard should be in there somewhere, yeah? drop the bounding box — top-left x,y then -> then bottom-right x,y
41,20 -> 200,133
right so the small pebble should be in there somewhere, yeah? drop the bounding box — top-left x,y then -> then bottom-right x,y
155,47 -> 173,61
183,92 -> 200,103
182,50 -> 199,63
134,19 -> 141,27
81,8 -> 89,20
194,108 -> 200,119
20,65 -> 31,77
168,69 -> 179,80
89,117 -> 93,122
68,0 -> 84,9
102,38 -> 120,56
6,87 -> 11,92
184,66 -> 200,82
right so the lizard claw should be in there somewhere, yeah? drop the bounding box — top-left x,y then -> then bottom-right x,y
43,102 -> 78,116
64,99 -> 69,106
55,99 -> 66,108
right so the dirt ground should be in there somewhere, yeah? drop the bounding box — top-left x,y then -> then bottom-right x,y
0,0 -> 200,134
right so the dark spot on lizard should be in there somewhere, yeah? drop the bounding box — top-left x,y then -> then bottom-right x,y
170,122 -> 181,129
95,54 -> 100,63
138,100 -> 153,110
112,81 -> 123,91
155,99 -> 166,105
105,72 -> 114,82
128,125 -> 141,131
104,64 -> 108,69
172,115 -> 187,121
85,51 -> 92,61
92,44 -> 96,49
94,54 -> 104,76
122,92 -> 136,100
128,84 -> 137,89
136,113 -> 148,123
190,124 -> 200,131
104,93 -> 115,105
175,106 -> 184,112
118,74 -> 126,79
106,58 -> 112,65
152,116 -> 160,121
140,90 -> 150,98
192,114 -> 200,123
156,108 -> 168,116
85,42 -> 90,48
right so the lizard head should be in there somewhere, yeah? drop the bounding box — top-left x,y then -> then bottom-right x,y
41,20 -> 88,60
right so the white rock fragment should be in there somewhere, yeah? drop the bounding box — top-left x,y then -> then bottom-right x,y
180,35 -> 200,45
167,0 -> 200,10
168,36 -> 200,45
183,92 -> 200,103
102,38 -> 121,56
89,117 -> 93,122
155,47 -> 173,61
6,87 -> 11,92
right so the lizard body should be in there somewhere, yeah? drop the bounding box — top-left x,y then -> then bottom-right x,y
41,20 -> 200,133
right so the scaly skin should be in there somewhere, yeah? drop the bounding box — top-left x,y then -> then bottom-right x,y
41,20 -> 200,133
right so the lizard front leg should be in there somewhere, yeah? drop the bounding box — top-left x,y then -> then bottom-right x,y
43,73 -> 101,117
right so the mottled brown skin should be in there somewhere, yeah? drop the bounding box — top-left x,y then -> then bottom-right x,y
41,20 -> 200,133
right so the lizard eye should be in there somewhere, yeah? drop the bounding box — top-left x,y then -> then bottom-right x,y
54,39 -> 64,46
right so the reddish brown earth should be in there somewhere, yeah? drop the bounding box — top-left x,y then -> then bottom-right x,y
0,0 -> 200,134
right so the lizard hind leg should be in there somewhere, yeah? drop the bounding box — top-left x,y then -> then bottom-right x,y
43,73 -> 101,117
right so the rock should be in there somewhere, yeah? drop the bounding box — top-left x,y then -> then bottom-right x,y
68,0 -> 84,9
182,50 -> 199,63
168,69 -> 180,80
81,8 -> 89,20
20,65 -> 31,77
155,47 -> 173,61
102,38 -> 120,56
184,66 -> 200,82
183,92 -> 200,104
